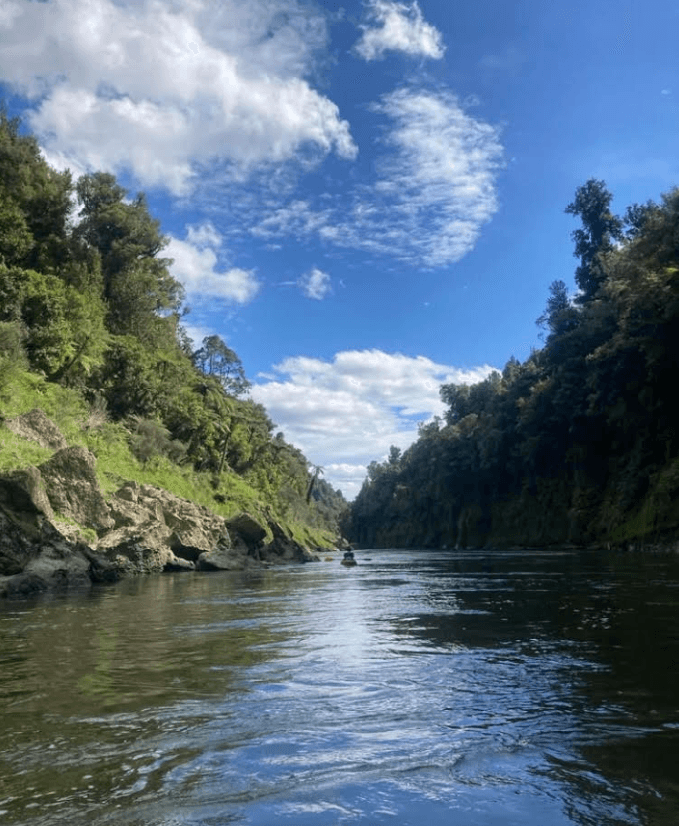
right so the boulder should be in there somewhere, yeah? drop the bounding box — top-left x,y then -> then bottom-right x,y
197,545 -> 252,571
0,506 -> 93,597
1,572 -> 49,598
22,537 -> 92,590
4,408 -> 68,451
96,522 -> 178,574
0,467 -> 54,520
226,512 -> 267,545
261,517 -> 319,563
92,484 -> 268,577
39,447 -> 114,531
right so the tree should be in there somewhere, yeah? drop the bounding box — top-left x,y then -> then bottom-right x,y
306,464 -> 325,503
192,335 -> 250,396
20,269 -> 107,380
0,110 -> 74,272
388,445 -> 402,466
565,179 -> 623,302
536,279 -> 579,343
75,172 -> 184,341
623,200 -> 657,239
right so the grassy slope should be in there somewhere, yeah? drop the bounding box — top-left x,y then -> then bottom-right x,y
0,368 -> 336,550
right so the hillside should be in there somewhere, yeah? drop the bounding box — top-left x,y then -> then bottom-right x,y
346,180 -> 679,551
0,111 -> 346,595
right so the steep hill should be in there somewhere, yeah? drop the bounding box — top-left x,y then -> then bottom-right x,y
0,111 -> 346,595
346,181 -> 679,551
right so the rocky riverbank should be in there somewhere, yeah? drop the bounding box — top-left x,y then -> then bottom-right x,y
0,410 -> 326,598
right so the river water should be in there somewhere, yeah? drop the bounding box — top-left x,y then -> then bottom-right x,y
1,549 -> 679,826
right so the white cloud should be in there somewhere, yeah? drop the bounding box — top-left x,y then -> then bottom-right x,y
250,349 -> 495,498
179,320 -> 214,351
167,226 -> 260,304
0,0 -> 356,194
355,1 -> 445,61
253,88 -> 503,267
186,221 -> 222,248
299,268 -> 332,300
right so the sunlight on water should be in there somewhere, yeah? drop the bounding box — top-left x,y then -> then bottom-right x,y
1,550 -> 679,825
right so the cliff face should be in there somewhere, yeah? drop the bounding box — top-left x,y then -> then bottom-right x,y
0,410 -> 324,598
349,467 -> 679,552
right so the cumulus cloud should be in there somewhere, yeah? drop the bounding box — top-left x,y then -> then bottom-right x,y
299,268 -> 332,300
0,0 -> 356,194
355,0 -> 445,61
186,221 -> 222,248
250,349 -> 495,498
253,88 -> 503,267
167,223 -> 260,304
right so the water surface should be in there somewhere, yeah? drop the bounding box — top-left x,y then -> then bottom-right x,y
1,549 -> 679,825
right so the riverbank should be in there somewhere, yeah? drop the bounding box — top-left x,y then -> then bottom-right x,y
0,409 -> 336,598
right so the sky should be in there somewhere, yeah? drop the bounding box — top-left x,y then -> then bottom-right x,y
1,0 -> 678,499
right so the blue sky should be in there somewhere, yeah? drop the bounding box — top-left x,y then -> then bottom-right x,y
1,0 -> 677,498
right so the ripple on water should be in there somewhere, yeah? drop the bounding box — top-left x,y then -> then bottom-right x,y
2,550 -> 679,825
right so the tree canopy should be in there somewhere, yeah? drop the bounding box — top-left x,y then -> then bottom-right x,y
347,180 -> 679,551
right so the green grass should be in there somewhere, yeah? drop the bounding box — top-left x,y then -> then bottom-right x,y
0,427 -> 53,472
52,512 -> 98,544
1,369 -> 89,440
0,367 -> 334,546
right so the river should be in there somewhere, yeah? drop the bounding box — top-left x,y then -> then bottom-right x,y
1,549 -> 678,825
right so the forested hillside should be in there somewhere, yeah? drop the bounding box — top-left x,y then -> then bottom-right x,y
0,111 -> 346,542
347,180 -> 679,550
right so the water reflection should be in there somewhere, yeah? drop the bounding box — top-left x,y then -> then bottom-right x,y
1,551 -> 679,825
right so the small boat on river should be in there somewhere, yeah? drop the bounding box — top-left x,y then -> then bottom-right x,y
341,549 -> 357,567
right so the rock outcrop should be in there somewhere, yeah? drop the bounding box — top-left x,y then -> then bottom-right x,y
5,408 -> 68,451
0,476 -> 92,597
0,410 -> 324,598
40,446 -> 115,531
263,517 -> 321,563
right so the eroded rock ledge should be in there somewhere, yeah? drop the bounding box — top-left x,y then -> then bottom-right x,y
0,410 -> 322,598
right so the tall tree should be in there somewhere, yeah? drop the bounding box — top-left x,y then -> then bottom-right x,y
0,110 -> 74,271
565,179 -> 623,303
192,334 -> 250,396
536,279 -> 580,348
74,172 -> 184,341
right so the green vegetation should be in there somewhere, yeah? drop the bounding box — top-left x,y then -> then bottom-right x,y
347,180 -> 679,550
0,110 -> 346,546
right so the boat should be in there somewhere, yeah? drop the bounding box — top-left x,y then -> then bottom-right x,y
341,549 -> 357,567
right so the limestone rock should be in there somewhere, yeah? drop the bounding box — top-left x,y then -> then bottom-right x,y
0,467 -> 54,520
0,506 -> 94,597
4,408 -> 68,451
197,545 -> 252,571
0,429 -> 315,595
226,512 -> 267,545
93,484 -> 269,576
23,538 -> 91,589
96,522 -> 177,574
39,447 -> 114,531
261,518 -> 319,563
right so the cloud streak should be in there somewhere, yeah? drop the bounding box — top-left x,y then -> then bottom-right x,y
253,87 -> 504,267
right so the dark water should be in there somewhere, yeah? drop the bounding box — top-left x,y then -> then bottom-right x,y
1,550 -> 679,826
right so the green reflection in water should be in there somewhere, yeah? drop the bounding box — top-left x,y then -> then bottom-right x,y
78,627 -> 119,704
